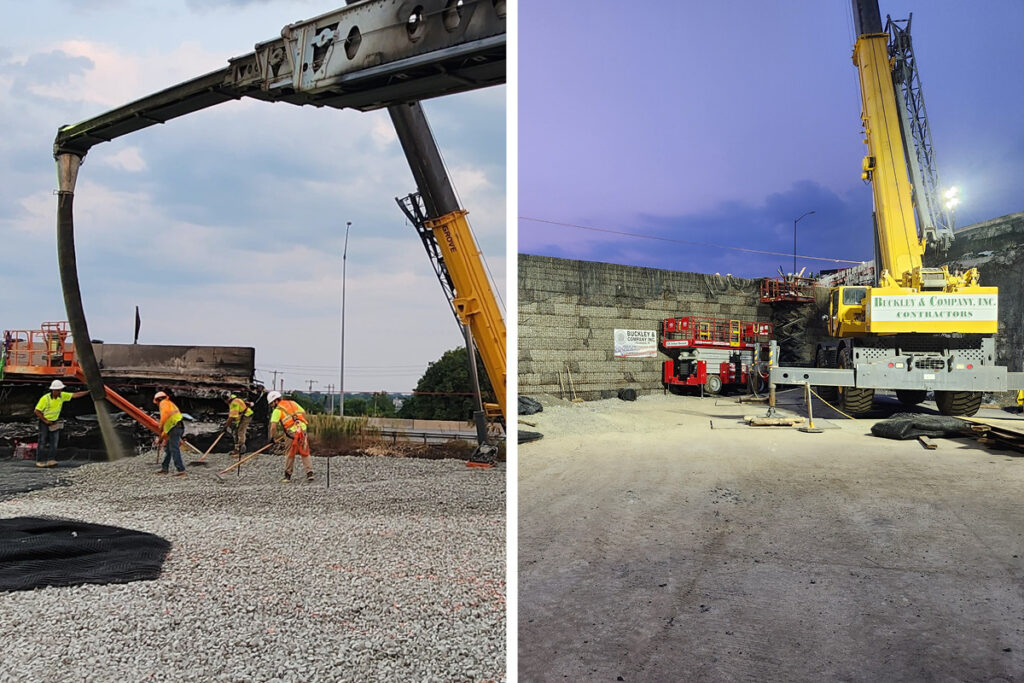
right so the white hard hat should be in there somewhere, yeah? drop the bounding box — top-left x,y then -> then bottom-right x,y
49,380 -> 65,390
154,391 -> 168,400
267,390 -> 282,403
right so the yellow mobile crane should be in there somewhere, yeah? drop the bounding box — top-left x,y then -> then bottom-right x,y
771,0 -> 1018,416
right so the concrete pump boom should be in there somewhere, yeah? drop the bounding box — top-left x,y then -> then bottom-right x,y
52,1 -> 506,460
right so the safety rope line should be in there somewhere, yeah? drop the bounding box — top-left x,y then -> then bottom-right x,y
806,385 -> 859,421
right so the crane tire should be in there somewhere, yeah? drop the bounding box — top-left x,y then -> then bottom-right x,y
814,348 -> 838,402
935,390 -> 982,417
839,387 -> 875,415
837,348 -> 873,415
895,390 -> 927,406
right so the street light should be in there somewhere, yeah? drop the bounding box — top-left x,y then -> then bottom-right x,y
793,210 -> 816,274
339,221 -> 351,417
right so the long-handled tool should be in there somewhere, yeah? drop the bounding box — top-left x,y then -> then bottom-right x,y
203,431 -> 225,457
566,364 -> 583,403
218,439 -> 280,475
190,430 -> 225,467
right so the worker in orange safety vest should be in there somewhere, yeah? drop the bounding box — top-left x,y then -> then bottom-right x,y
154,390 -> 187,476
266,390 -> 313,483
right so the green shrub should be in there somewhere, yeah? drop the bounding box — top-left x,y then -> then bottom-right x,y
305,414 -> 380,451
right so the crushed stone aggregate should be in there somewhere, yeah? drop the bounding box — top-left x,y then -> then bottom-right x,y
0,451 -> 505,682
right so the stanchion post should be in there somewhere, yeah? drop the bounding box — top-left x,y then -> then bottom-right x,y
799,381 -> 823,434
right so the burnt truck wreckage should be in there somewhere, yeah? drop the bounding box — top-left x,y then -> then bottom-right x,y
1,323 -> 263,459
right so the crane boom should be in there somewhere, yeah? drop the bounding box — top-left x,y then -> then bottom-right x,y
852,3 -> 923,282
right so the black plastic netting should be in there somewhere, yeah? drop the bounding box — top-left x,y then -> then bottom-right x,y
0,517 -> 171,592
870,413 -> 971,441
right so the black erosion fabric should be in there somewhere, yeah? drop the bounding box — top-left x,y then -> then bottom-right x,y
871,413 -> 970,440
0,517 -> 171,592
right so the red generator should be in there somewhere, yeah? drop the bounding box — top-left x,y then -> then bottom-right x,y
661,316 -> 772,395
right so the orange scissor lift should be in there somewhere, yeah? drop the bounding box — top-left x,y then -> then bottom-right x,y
1,322 -> 163,436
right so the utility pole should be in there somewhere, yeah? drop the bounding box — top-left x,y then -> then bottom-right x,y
307,379 -> 318,393
271,370 -> 278,392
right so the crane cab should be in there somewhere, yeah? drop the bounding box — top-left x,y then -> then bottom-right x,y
828,287 -> 869,338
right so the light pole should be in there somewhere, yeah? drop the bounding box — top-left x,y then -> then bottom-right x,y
339,221 -> 351,417
793,210 -> 815,274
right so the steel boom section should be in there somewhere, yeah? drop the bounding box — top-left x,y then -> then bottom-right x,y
54,0 -> 506,156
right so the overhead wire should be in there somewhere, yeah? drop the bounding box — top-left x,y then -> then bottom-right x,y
519,216 -> 866,265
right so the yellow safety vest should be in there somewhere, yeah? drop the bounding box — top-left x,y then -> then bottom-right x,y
35,392 -> 73,422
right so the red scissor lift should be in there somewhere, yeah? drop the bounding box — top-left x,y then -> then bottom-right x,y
661,316 -> 773,394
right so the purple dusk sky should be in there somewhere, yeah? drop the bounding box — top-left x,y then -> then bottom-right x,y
519,0 -> 1024,278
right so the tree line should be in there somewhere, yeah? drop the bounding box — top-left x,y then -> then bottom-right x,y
291,347 -> 494,421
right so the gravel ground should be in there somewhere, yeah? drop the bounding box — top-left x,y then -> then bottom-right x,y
0,451 -> 506,682
520,392 -> 1024,681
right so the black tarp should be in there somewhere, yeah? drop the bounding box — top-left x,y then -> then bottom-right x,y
518,396 -> 543,415
870,413 -> 970,441
518,430 -> 544,444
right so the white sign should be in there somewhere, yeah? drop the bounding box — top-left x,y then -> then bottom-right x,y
870,294 -> 998,322
614,329 -> 658,358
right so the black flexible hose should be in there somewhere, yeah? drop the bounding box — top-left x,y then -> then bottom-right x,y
56,191 -> 103,399
55,162 -> 126,460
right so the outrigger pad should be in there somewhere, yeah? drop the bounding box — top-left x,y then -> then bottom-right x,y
0,517 -> 171,592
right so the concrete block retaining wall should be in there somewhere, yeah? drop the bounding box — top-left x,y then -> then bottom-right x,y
518,254 -> 773,400
519,209 -> 1024,402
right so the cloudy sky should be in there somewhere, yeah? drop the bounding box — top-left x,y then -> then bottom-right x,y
519,0 -> 1024,278
0,1 -> 506,395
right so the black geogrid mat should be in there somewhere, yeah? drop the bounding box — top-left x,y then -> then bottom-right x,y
0,517 -> 171,592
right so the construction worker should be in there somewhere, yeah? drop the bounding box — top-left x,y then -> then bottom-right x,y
224,392 -> 253,456
33,380 -> 88,468
267,390 -> 313,483
154,390 -> 187,476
